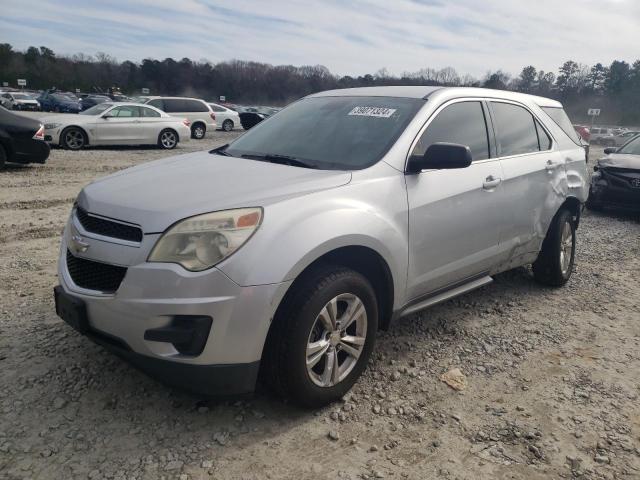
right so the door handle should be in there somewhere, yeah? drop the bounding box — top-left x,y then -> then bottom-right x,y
483,175 -> 502,190
545,160 -> 560,171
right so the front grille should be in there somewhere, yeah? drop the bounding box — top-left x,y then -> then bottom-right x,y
76,207 -> 143,242
66,250 -> 127,293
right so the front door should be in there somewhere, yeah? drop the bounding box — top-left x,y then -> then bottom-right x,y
96,105 -> 144,144
405,100 -> 505,300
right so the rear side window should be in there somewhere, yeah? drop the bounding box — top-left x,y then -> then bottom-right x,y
535,120 -> 552,150
542,107 -> 582,144
491,102 -> 539,157
412,101 -> 489,161
209,104 -> 225,112
147,99 -> 164,110
162,99 -> 185,112
141,107 -> 161,117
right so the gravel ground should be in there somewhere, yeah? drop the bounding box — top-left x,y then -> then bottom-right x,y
0,130 -> 639,480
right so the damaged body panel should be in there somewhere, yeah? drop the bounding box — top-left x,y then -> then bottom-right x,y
588,147 -> 640,212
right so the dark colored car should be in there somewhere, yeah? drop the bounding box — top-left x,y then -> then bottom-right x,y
0,106 -> 50,167
37,92 -> 81,113
237,106 -> 280,130
587,134 -> 640,212
79,95 -> 110,111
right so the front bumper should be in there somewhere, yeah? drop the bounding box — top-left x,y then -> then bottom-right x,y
56,214 -> 291,395
589,169 -> 640,211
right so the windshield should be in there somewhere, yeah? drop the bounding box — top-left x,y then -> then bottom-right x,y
222,96 -> 424,170
618,135 -> 640,155
80,103 -> 113,115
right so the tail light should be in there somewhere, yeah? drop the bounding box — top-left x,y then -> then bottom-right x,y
210,112 -> 216,121
33,125 -> 45,141
183,119 -> 191,127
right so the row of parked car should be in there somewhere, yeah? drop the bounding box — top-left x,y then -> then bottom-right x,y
573,124 -> 640,147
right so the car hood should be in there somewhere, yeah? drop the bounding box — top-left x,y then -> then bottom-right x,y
598,154 -> 640,170
77,152 -> 352,233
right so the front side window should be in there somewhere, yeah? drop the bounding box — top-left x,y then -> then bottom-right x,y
109,106 -> 140,117
491,102 -> 539,157
411,101 -> 489,161
223,96 -> 425,170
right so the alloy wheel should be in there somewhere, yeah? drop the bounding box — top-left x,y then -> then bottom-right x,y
559,220 -> 573,276
160,131 -> 177,149
193,125 -> 205,139
65,129 -> 85,149
306,293 -> 367,388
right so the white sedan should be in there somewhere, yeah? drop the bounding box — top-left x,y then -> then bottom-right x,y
208,103 -> 241,131
42,103 -> 192,150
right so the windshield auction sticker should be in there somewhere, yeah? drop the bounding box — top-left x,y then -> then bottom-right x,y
348,106 -> 397,118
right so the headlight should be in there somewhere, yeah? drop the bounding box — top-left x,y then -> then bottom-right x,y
148,208 -> 262,271
44,123 -> 61,129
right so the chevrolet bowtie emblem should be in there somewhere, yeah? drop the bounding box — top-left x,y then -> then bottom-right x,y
71,234 -> 90,253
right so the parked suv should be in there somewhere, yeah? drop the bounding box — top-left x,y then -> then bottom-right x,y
143,97 -> 216,139
54,87 -> 588,406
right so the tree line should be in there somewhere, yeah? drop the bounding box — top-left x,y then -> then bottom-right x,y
1,44 -> 639,125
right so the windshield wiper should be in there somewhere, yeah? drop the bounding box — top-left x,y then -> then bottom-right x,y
240,153 -> 318,169
210,144 -> 232,156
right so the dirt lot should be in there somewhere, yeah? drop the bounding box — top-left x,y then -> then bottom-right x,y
0,130 -> 639,480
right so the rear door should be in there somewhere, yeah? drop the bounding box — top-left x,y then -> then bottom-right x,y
489,101 -> 565,264
405,99 -> 506,299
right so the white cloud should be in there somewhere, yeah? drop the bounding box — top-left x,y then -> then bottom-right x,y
1,0 -> 638,77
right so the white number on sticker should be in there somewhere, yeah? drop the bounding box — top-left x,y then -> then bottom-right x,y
348,106 -> 397,118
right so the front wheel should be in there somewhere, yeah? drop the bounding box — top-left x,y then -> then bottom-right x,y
262,266 -> 378,407
158,129 -> 178,149
533,209 -> 576,287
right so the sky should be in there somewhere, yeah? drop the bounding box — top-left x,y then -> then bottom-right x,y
0,0 -> 638,78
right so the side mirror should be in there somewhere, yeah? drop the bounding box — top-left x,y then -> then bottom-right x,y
407,143 -> 473,174
603,147 -> 618,155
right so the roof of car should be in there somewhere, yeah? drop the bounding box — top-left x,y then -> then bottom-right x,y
310,86 -> 562,108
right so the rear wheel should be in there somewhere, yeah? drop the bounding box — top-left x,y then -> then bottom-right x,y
60,127 -> 86,150
222,119 -> 234,132
533,209 -> 575,287
158,129 -> 178,149
191,123 -> 206,139
262,266 -> 378,407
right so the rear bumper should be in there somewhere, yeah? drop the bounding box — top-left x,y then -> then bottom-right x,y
12,140 -> 50,164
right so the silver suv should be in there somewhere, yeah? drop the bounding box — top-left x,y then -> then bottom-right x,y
54,87 -> 589,407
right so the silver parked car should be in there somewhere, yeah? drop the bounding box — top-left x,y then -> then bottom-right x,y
54,87 -> 589,406
42,103 -> 191,150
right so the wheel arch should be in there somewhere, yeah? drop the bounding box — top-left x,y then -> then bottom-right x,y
559,196 -> 582,228
59,125 -> 90,146
273,245 -> 395,333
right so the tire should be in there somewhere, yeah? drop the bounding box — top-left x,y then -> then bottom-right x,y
222,119 -> 234,132
158,129 -> 178,149
191,122 -> 206,139
262,265 -> 378,407
0,144 -> 6,169
60,127 -> 86,150
532,209 -> 576,287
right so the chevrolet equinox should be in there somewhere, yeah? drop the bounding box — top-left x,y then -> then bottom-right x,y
55,87 -> 589,407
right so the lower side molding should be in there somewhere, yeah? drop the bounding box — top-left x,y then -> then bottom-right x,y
399,275 -> 493,318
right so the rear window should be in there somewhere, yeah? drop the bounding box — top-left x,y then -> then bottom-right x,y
542,107 -> 582,144
161,99 -> 208,113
